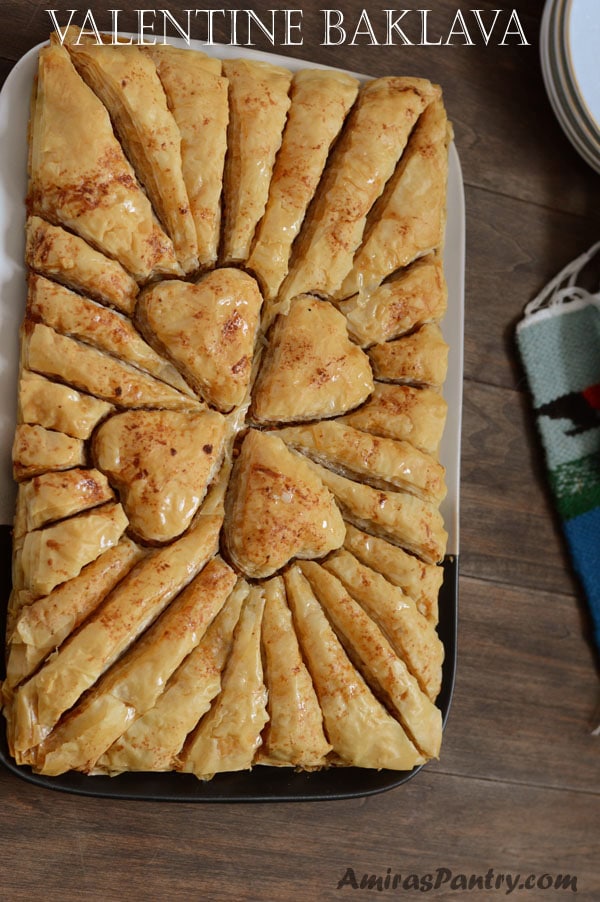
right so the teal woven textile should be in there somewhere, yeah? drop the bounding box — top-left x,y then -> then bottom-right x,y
516,243 -> 600,654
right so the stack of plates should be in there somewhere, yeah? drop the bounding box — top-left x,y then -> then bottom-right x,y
541,0 -> 600,174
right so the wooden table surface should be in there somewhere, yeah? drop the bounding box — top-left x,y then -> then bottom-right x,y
1,2 -> 598,899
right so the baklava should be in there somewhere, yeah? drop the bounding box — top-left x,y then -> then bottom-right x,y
2,31 -> 453,782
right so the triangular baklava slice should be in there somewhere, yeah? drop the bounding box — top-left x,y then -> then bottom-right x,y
247,68 -> 359,310
284,565 -> 424,770
300,562 -> 442,759
221,58 -> 292,265
179,587 -> 269,779
279,77 -> 440,302
143,45 -> 229,269
256,576 -> 331,768
98,579 -> 248,775
339,97 -> 451,298
26,217 -> 138,315
61,29 -> 198,273
28,44 -> 179,282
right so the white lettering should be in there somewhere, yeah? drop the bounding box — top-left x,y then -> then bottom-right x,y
420,9 -> 441,46
137,9 -> 156,45
350,9 -> 379,45
159,9 -> 193,45
322,9 -> 346,46
45,9 -> 77,44
471,8 -> 502,45
284,9 -> 303,45
385,9 -> 412,45
76,9 -> 102,44
445,10 -> 474,45
500,10 -> 530,45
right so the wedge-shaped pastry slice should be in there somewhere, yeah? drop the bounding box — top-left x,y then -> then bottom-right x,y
18,372 -> 113,440
35,557 -> 236,776
339,255 -> 447,348
300,562 -> 442,758
27,274 -> 193,397
280,77 -> 440,302
224,430 -> 345,579
16,501 -> 128,600
9,504 -> 223,762
324,550 -> 444,700
14,468 -> 113,539
62,30 -> 198,273
251,296 -> 373,424
143,45 -> 228,269
301,458 -> 447,564
256,576 -> 331,768
137,269 -> 263,412
221,59 -> 292,264
179,587 -> 268,779
368,324 -> 448,388
6,539 -> 143,690
93,409 -> 226,543
344,525 -> 443,622
12,424 -> 84,481
284,565 -> 424,770
23,323 -> 199,411
28,45 -> 179,282
339,98 -> 451,298
339,383 -> 447,456
247,68 -> 359,307
25,216 -> 138,315
99,580 -> 248,775
275,420 -> 446,504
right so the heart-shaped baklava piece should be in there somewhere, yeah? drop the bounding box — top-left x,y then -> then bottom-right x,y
93,408 -> 226,543
250,295 -> 373,423
223,429 -> 345,579
136,268 -> 263,413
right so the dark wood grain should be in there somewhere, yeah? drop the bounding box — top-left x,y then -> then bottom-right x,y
1,1 -> 600,898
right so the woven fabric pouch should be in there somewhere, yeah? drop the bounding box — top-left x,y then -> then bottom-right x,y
516,242 -> 600,656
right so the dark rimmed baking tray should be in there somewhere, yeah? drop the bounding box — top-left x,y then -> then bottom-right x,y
0,524 -> 457,802
0,40 -> 463,802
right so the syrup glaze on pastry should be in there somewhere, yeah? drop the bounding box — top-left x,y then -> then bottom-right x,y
3,40 -> 453,781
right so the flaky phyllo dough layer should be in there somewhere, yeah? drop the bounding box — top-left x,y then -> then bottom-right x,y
2,30 -> 453,780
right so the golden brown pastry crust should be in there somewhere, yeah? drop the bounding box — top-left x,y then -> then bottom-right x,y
29,44 -> 179,282
223,429 -> 345,579
339,98 -> 451,298
25,216 -> 139,315
275,420 -> 447,504
98,580 -> 248,775
323,550 -> 444,700
367,323 -> 449,388
34,556 -> 237,776
92,409 -> 227,543
338,254 -> 448,348
143,45 -> 228,269
17,372 -> 113,440
179,587 -> 268,779
61,29 -> 198,274
251,295 -> 373,424
247,68 -> 359,309
27,273 -> 194,397
300,561 -> 442,758
257,576 -> 332,767
137,269 -> 263,412
279,77 -> 440,302
4,43 -> 453,782
339,382 -> 448,457
221,59 -> 292,265
285,565 -> 424,770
